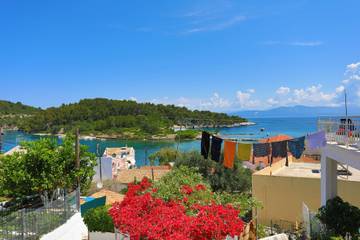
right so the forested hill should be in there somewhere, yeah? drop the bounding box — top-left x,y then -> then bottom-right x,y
18,98 -> 246,138
0,100 -> 41,115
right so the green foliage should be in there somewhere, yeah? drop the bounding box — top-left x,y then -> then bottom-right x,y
174,150 -> 215,179
0,135 -> 97,198
152,166 -> 209,202
148,147 -> 180,165
174,150 -> 252,193
175,129 -> 200,140
208,160 -> 252,193
17,98 -> 246,138
317,196 -> 360,238
83,205 -> 114,233
0,100 -> 40,115
152,166 -> 257,217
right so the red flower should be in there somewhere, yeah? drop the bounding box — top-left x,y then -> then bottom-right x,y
109,177 -> 244,240
195,184 -> 206,191
181,185 -> 194,195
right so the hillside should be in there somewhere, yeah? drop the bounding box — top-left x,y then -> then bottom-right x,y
18,98 -> 246,139
0,100 -> 41,115
0,101 -> 42,129
233,105 -> 359,118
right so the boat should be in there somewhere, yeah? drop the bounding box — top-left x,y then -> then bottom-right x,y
80,136 -> 97,140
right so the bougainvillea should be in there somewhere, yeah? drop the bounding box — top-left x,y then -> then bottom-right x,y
109,177 -> 244,240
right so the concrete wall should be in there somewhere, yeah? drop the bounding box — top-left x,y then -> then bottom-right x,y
252,173 -> 360,226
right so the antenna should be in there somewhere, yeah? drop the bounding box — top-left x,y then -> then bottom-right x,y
345,88 -> 348,118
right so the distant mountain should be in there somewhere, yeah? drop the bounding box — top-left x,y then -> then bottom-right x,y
0,100 -> 41,115
232,105 -> 360,118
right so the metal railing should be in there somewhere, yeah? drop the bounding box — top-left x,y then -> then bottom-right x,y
0,191 -> 77,240
318,116 -> 360,148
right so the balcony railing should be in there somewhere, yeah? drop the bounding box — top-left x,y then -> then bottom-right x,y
317,116 -> 360,148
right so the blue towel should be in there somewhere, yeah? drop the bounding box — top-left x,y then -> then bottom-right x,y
288,136 -> 305,159
211,136 -> 223,162
271,141 -> 288,166
253,143 -> 270,157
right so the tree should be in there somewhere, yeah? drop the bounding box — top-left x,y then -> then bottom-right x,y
174,150 -> 252,193
148,147 -> 180,165
317,196 -> 360,238
0,135 -> 96,200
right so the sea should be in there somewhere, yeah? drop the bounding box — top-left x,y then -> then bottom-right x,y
0,117 -> 318,167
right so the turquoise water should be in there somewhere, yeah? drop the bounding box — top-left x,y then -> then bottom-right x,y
1,117 -> 317,166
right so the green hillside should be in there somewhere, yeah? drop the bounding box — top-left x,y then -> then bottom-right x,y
0,100 -> 41,115
18,98 -> 246,139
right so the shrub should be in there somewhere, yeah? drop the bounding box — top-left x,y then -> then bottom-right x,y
109,177 -> 245,239
317,196 -> 360,238
148,147 -> 180,165
83,205 -> 114,233
152,166 -> 209,202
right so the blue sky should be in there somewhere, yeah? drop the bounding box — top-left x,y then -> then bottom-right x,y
1,0 -> 360,111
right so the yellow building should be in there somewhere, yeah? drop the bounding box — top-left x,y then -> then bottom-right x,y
252,157 -> 360,226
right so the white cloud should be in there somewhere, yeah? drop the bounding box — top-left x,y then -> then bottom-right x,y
183,15 -> 246,34
247,89 -> 255,93
335,85 -> 345,93
291,84 -> 336,105
267,98 -> 279,106
262,41 -> 323,47
129,96 -> 137,101
289,41 -> 323,47
346,62 -> 360,72
276,86 -> 290,95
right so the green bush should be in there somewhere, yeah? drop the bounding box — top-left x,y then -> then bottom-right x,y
152,166 -> 209,202
83,205 -> 114,233
175,130 -> 200,140
148,148 -> 180,165
174,150 -> 252,193
317,196 -> 360,238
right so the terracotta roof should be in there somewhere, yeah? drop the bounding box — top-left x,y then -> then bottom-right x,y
250,135 -> 319,167
116,169 -> 170,183
259,135 -> 292,143
90,189 -> 125,205
140,165 -> 172,170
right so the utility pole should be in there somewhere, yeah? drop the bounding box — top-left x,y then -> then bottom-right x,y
96,143 -> 103,188
75,128 -> 80,211
0,127 -> 3,154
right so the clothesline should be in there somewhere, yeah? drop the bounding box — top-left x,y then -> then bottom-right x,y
200,131 -> 326,169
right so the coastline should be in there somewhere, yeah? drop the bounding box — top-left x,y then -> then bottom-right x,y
29,122 -> 255,141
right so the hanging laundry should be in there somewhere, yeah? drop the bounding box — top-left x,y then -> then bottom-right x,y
288,136 -> 305,159
306,131 -> 326,150
211,136 -> 223,162
223,141 -> 236,169
271,141 -> 288,166
201,131 -> 210,159
252,143 -> 270,164
237,143 -> 252,161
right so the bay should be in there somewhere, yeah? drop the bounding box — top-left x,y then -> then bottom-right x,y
0,117 -> 318,166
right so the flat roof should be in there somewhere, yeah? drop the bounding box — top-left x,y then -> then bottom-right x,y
271,162 -> 360,182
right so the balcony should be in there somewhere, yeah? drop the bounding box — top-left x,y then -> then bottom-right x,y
317,116 -> 360,149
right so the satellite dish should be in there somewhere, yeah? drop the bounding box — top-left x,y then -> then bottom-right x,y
96,182 -> 103,189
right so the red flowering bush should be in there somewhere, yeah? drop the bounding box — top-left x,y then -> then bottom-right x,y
109,177 -> 244,239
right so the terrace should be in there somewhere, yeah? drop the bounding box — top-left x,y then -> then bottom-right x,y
317,116 -> 360,206
318,116 -> 360,148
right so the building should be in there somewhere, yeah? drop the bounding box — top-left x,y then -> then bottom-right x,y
101,147 -> 136,179
253,116 -> 360,227
252,157 -> 360,226
318,117 -> 360,206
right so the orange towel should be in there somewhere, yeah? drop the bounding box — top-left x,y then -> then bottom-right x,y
223,141 -> 236,169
